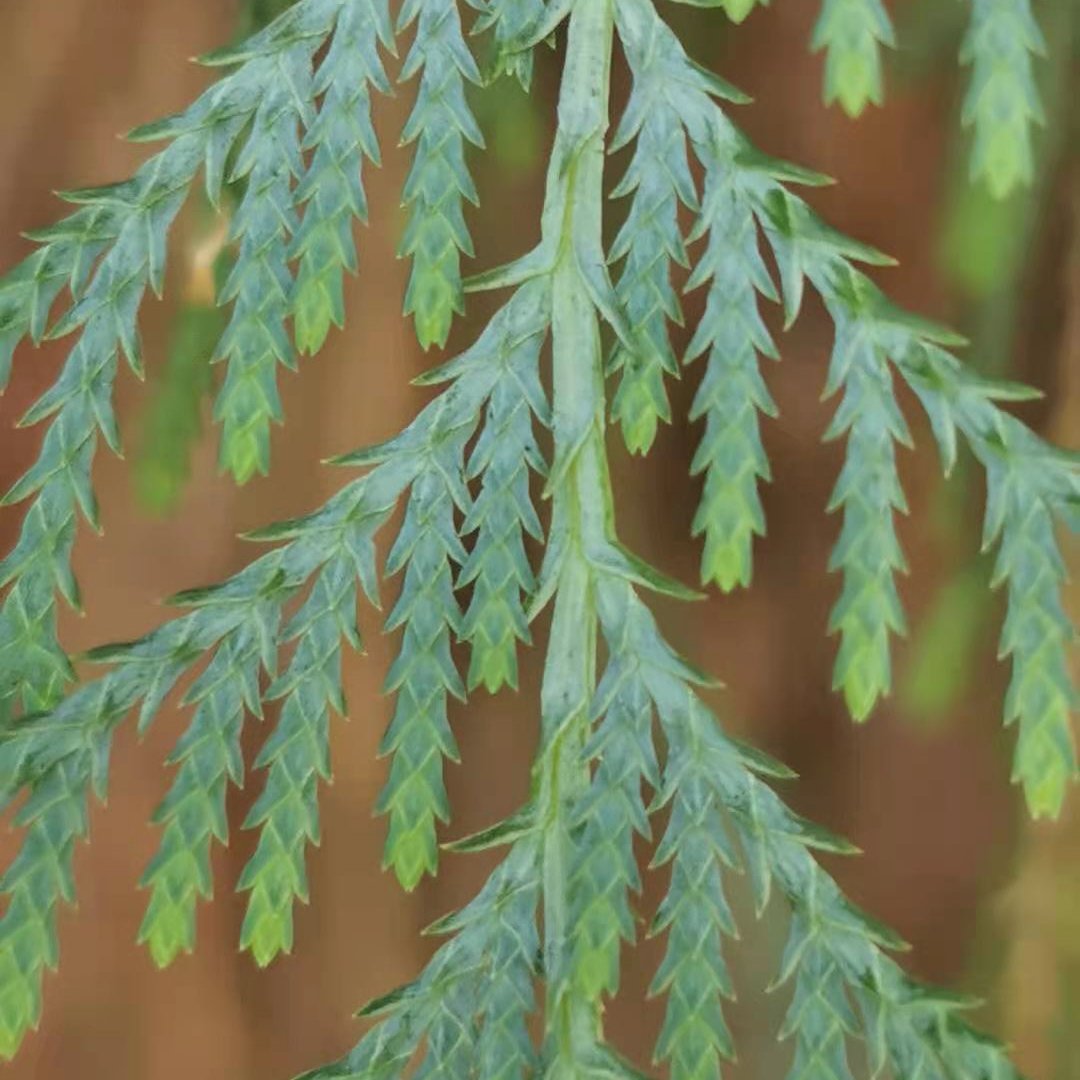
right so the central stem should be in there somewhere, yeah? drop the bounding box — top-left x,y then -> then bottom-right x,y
537,0 -> 616,1072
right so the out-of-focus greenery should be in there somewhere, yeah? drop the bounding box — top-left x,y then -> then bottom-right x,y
1056,962 -> 1080,1080
132,209 -> 227,513
900,0 -> 1077,725
133,303 -> 220,514
240,0 -> 297,34
891,6 -> 1078,1076
134,0 -> 545,514
131,0 -> 295,513
474,77 -> 544,176
899,562 -> 990,720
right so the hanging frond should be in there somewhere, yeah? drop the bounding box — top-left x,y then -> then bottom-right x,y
812,0 -> 895,117
398,0 -> 485,348
0,0 -> 1073,1072
960,0 -> 1046,198
0,0 -> 390,719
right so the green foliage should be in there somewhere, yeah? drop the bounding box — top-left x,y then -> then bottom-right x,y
607,91 -> 688,455
985,459 -> 1077,818
0,0 -> 387,723
960,0 -> 1045,198
570,611 -> 659,1002
718,0 -> 769,24
812,0 -> 896,117
460,313 -> 549,693
821,299 -> 910,722
291,0 -> 391,354
372,283 -> 549,888
473,0 -> 549,87
0,756 -> 95,1058
0,0 -> 1076,1073
710,0 -> 1048,198
134,0 -> 295,515
133,301 -> 219,515
649,702 -> 738,1078
683,140 -> 779,591
139,621 -> 268,967
213,66 -> 304,486
398,0 -> 484,349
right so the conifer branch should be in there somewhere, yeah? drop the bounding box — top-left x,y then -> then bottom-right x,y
593,574 -> 1024,1080
210,40 -> 316,482
298,839 -> 541,1080
0,0 -> 1074,1073
569,639 -> 658,1003
0,301 -> 531,1048
616,0 -> 1077,806
0,0 -> 389,719
606,40 -> 701,455
470,0 -> 551,88
373,282 -> 549,888
820,302 -> 910,723
459,307 -> 549,693
0,755 -> 97,1058
398,0 -> 485,349
683,143 -> 780,591
528,2 -> 626,1071
139,620 -> 272,968
292,0 -> 394,354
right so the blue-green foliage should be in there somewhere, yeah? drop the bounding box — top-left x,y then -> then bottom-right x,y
684,146 -> 779,591
0,0 -> 1074,1075
961,0 -> 1046,198
812,0 -> 895,117
212,42 -> 314,483
299,840 -> 540,1080
0,0 -> 389,725
378,453 -> 472,891
398,0 -> 484,349
238,535 -> 369,964
648,687 -> 739,1080
139,621 -> 270,968
369,282 -> 549,889
292,0 -> 393,354
460,327 -> 548,693
607,71 -> 693,454
0,754 -> 96,1059
569,607 -> 659,1002
984,446 -> 1077,819
471,0 -> 549,87
821,299 -> 911,722
0,149 -> 198,716
0,283 -> 546,1049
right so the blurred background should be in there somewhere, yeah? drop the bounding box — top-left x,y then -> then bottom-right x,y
0,0 -> 1077,1076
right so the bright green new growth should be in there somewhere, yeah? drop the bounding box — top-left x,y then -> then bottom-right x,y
0,0 -> 1076,1073
985,457 -> 1077,818
821,290 -> 911,722
960,0 -> 1046,198
684,139 -> 779,591
0,0 -> 389,726
729,0 -> 1045,197
812,0 -> 895,117
719,0 -> 769,25
607,66 -> 694,456
398,0 -> 483,349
